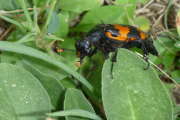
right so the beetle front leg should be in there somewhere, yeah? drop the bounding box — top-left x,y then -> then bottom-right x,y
88,48 -> 99,71
88,48 -> 99,58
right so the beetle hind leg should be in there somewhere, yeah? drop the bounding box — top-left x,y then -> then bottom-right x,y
143,55 -> 150,70
141,42 -> 150,70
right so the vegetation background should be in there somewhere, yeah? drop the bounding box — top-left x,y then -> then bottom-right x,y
0,0 -> 180,120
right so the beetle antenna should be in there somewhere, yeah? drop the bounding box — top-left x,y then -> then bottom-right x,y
56,47 -> 76,52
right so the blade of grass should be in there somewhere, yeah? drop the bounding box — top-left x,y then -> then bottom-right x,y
0,41 -> 97,98
42,0 -> 56,34
0,15 -> 22,27
164,0 -> 173,30
33,5 -> 38,32
20,0 -> 34,28
21,22 -> 33,32
15,32 -> 37,43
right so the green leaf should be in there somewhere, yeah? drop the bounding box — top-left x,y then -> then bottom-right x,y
162,50 -> 176,69
60,77 -> 76,88
15,60 -> 65,111
0,41 -> 96,97
71,5 -> 125,32
64,88 -> 96,119
102,49 -> 172,120
22,54 -> 77,81
1,51 -> 22,64
46,109 -> 102,120
164,0 -> 173,30
47,9 -> 61,34
174,78 -> 180,84
0,15 -> 22,27
0,0 -> 18,10
173,105 -> 180,115
42,0 -> 57,34
154,32 -> 178,56
33,5 -> 38,32
171,70 -> 180,79
0,63 -> 51,119
115,0 -> 137,20
133,16 -> 150,31
15,32 -> 37,43
174,42 -> 180,48
55,0 -> 103,13
54,13 -> 69,38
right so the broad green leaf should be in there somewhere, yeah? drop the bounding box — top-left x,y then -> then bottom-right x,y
46,109 -> 102,120
54,13 -> 69,38
71,5 -> 125,32
115,0 -> 137,20
22,54 -> 77,81
55,0 -> 104,13
0,41 -> 96,97
47,9 -> 61,34
1,51 -> 22,64
64,88 -> 95,120
0,63 -> 51,119
81,51 -> 105,101
15,61 -> 65,111
0,0 -> 18,10
133,16 -> 150,31
60,77 -> 76,88
171,70 -> 180,79
174,78 -> 180,83
174,42 -> 180,48
173,105 -> 180,115
102,49 -> 172,120
154,32 -> 178,56
162,50 -> 176,69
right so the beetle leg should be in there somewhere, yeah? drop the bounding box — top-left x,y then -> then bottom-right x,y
88,48 -> 99,58
102,46 -> 109,59
141,42 -> 150,70
110,51 -> 117,79
87,48 -> 99,71
89,58 -> 98,71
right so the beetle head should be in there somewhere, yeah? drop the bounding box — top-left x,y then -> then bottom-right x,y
75,39 -> 92,63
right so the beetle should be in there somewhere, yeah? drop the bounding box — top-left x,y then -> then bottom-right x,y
74,24 -> 158,78
59,24 -> 158,78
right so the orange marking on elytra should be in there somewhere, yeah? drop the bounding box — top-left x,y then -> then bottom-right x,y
137,28 -> 146,39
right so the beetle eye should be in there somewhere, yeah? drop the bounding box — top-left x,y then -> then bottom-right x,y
111,33 -> 117,37
75,40 -> 80,47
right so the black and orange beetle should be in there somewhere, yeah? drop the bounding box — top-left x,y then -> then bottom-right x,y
74,24 -> 158,78
58,24 -> 158,78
